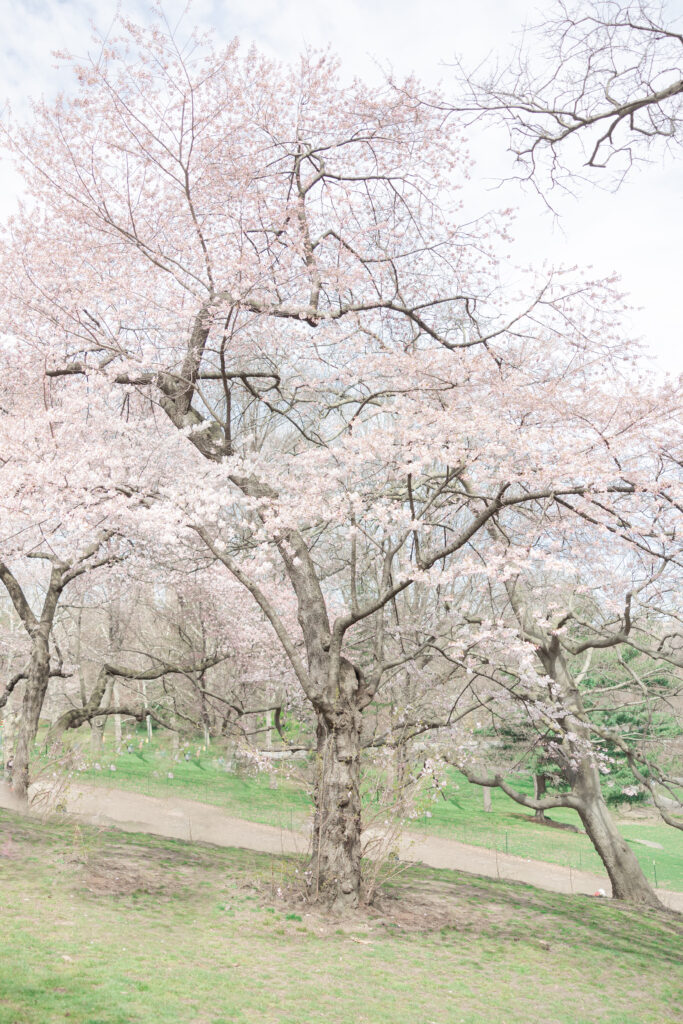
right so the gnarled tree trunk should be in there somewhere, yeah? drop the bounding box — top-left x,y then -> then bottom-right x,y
1,542 -> 111,801
113,680 -> 122,745
311,698 -> 363,908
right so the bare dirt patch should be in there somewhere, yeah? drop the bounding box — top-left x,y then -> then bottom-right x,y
258,875 -> 539,942
371,881 -> 514,934
78,856 -> 173,897
3,781 -> 682,912
510,812 -> 580,832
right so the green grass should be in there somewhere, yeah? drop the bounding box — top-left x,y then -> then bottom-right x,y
408,770 -> 683,891
71,738 -> 312,831
61,730 -> 683,892
0,808 -> 681,1024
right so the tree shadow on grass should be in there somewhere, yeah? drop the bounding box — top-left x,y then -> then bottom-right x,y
391,865 -> 682,966
2,805 -> 680,970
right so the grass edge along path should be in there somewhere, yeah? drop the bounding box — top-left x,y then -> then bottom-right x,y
3,780 -> 682,911
0,807 -> 681,1024
65,738 -> 683,893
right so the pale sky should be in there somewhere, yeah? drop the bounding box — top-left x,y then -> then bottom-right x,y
1,0 -> 681,373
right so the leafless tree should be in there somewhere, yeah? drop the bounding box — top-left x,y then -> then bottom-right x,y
455,0 -> 683,192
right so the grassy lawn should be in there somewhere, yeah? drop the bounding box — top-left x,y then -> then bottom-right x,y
0,808 -> 681,1024
62,730 -> 683,893
408,771 -> 683,891
69,737 -> 312,830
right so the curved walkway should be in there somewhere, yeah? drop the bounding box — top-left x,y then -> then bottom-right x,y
1,781 -> 680,911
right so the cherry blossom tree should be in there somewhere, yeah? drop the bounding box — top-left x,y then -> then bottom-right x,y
51,566 -> 298,752
435,484 -> 682,907
1,13 -> 680,905
0,351 -> 129,798
0,540 -> 123,799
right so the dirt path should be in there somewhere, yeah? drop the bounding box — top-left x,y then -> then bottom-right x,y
2,780 -> 681,911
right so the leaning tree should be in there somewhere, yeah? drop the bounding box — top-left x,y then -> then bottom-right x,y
448,566 -> 676,908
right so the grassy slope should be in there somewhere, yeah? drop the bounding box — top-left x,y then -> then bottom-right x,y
0,809 -> 681,1024
70,734 -> 683,891
410,773 -> 683,890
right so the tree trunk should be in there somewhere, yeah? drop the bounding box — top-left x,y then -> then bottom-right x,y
574,759 -> 663,909
265,709 -> 277,790
91,676 -> 113,757
91,724 -> 103,758
311,701 -> 363,908
1,708 -> 16,782
538,646 -> 664,910
395,741 -> 409,815
140,680 -> 152,741
113,681 -> 122,746
12,634 -> 51,801
533,773 -> 547,822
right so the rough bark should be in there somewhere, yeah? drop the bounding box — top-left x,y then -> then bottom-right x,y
1,707 -> 17,782
11,632 -> 51,801
112,680 -> 122,745
311,698 -> 363,908
572,755 -> 664,909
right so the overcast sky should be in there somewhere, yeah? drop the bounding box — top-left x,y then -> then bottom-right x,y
1,0 -> 681,373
